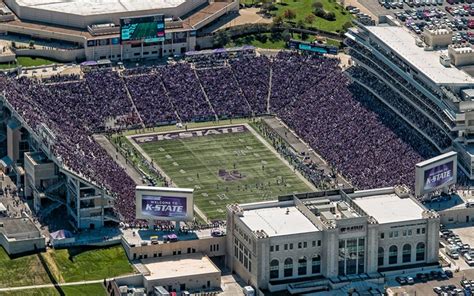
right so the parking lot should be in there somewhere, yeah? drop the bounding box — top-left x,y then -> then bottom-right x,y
388,268 -> 474,295
358,0 -> 474,44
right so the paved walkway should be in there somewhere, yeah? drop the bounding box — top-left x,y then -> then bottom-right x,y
0,279 -> 104,292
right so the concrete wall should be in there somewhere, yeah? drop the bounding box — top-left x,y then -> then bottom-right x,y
15,48 -> 85,62
0,233 -> 45,255
439,207 -> 474,224
122,235 -> 226,260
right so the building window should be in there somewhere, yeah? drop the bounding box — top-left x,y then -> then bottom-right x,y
389,245 -> 398,265
378,247 -> 384,266
298,242 -> 302,249
416,242 -> 425,261
408,229 -> 412,236
303,242 -> 307,248
403,230 -> 407,237
298,257 -> 307,276
402,244 -> 412,263
312,255 -> 321,274
284,244 -> 288,250
312,241 -> 316,247
275,245 -> 279,252
318,240 -> 321,246
290,243 -> 293,250
380,232 -> 384,239
284,258 -> 293,277
270,245 -> 274,252
421,228 -> 426,234
270,259 -> 279,279
389,232 -> 393,238
416,228 -> 420,234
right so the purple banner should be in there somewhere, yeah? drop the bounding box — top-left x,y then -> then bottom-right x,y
424,161 -> 454,190
141,195 -> 187,218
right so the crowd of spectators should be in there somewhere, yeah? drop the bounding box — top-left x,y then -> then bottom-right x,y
0,50 -> 454,221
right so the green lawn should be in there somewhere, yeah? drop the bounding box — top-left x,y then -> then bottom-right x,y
50,246 -> 133,282
135,124 -> 312,220
273,0 -> 352,33
0,284 -> 106,296
0,247 -> 51,288
0,56 -> 58,69
228,32 -> 340,50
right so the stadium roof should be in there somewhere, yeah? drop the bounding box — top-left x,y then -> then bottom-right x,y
13,0 -> 187,16
366,26 -> 474,86
239,206 -> 319,237
353,193 -> 425,224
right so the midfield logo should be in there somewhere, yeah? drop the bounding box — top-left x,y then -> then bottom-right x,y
133,125 -> 247,143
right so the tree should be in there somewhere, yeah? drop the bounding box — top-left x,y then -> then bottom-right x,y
283,8 -> 296,19
326,11 -> 336,21
273,15 -> 284,27
342,21 -> 352,31
213,31 -> 230,47
305,13 -> 316,24
296,19 -> 305,29
28,40 -> 35,48
312,1 -> 323,9
282,29 -> 291,42
314,7 -> 325,17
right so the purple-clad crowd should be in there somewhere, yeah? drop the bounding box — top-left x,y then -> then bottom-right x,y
0,51 -> 448,221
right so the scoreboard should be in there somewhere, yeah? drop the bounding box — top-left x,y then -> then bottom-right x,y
120,14 -> 165,43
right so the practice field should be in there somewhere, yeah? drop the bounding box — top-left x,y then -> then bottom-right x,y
130,124 -> 312,220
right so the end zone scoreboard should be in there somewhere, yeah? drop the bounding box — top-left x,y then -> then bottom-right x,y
136,186 -> 194,221
415,151 -> 457,196
120,14 -> 165,43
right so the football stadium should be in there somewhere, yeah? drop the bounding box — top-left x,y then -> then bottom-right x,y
4,15 -> 474,293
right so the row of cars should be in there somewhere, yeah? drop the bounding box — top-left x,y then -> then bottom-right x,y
441,227 -> 474,265
433,279 -> 474,295
396,270 -> 454,285
445,4 -> 474,17
380,0 -> 444,9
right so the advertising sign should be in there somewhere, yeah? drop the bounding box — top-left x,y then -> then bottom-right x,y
141,195 -> 187,218
423,161 -> 454,191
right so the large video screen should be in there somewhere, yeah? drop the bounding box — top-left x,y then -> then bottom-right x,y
415,151 -> 457,196
120,14 -> 165,43
423,161 -> 454,191
135,186 -> 193,221
141,195 -> 187,218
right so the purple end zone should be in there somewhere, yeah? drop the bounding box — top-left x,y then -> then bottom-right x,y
131,125 -> 248,144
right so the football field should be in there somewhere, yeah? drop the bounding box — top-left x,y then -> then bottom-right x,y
130,124 -> 312,220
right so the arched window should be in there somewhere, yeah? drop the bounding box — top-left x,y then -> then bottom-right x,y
312,255 -> 321,274
378,247 -> 384,266
270,259 -> 279,279
284,258 -> 293,277
389,245 -> 398,265
416,242 -> 425,261
298,256 -> 307,276
402,244 -> 412,263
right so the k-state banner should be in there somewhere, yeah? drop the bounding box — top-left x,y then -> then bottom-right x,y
423,161 -> 454,190
141,195 -> 187,218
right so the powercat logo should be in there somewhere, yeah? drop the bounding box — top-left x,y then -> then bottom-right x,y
133,125 -> 247,144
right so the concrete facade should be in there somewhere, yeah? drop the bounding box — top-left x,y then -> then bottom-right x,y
226,188 -> 440,292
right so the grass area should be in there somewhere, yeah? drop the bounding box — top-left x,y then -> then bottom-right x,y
0,284 -> 107,296
273,0 -> 352,33
50,246 -> 133,282
0,247 -> 51,288
135,124 -> 312,220
0,56 -> 58,69
228,32 -> 341,50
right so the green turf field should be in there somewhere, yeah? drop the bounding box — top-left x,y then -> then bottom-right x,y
133,124 -> 312,220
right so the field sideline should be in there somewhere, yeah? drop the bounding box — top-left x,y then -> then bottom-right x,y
128,123 -> 314,220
